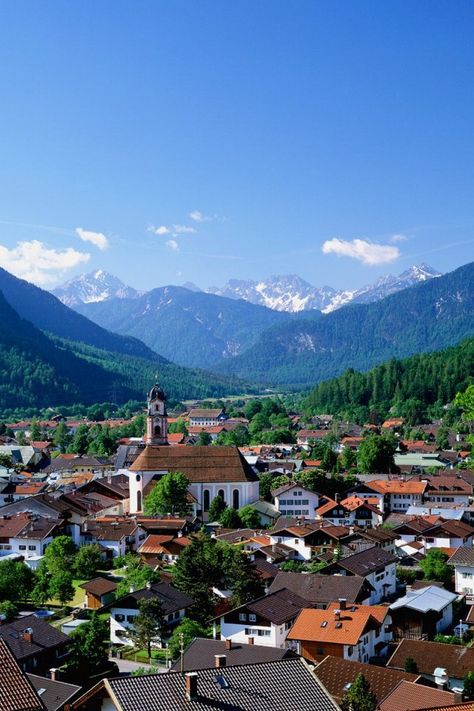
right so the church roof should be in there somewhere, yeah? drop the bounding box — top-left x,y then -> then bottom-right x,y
129,445 -> 259,483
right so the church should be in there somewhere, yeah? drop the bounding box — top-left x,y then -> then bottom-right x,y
127,384 -> 260,516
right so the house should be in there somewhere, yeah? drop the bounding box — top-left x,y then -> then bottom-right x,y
287,601 -> 392,664
9,516 -> 60,559
269,520 -> 353,561
393,517 -> 474,555
80,518 -> 147,558
365,479 -> 427,513
387,638 -> 474,692
0,638 -> 45,711
71,657 -> 339,711
423,476 -> 472,506
268,571 -> 374,607
0,615 -> 70,674
316,496 -> 383,528
358,526 -> 398,554
137,533 -> 191,565
296,429 -> 329,446
188,408 -> 227,427
389,585 -> 457,640
272,482 -> 320,519
313,656 -> 423,708
215,587 -> 308,648
447,546 -> 474,600
80,577 -> 117,609
322,546 -> 398,603
169,636 -> 291,672
0,494 -> 86,545
378,680 -> 456,711
109,582 -> 194,647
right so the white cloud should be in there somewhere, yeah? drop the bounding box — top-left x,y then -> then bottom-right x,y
172,224 -> 196,234
390,233 -> 408,243
166,239 -> 179,252
189,210 -> 216,223
75,227 -> 109,251
321,238 -> 400,265
0,240 -> 90,286
149,225 -> 171,236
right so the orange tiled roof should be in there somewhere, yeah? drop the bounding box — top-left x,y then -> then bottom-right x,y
368,480 -> 427,495
288,603 -> 388,645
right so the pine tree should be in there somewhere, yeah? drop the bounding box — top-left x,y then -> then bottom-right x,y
340,673 -> 377,711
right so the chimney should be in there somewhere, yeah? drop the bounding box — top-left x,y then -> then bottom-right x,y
49,668 -> 59,681
23,628 -> 33,643
185,672 -> 198,700
335,493 -> 341,503
334,610 -> 340,621
453,691 -> 464,704
214,654 -> 227,668
339,598 -> 346,611
248,636 -> 255,645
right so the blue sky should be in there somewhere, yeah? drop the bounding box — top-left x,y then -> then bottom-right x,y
0,1 -> 473,291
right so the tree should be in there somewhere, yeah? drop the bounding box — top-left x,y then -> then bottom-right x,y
238,505 -> 261,528
127,597 -> 165,659
44,536 -> 77,575
435,427 -> 450,451
0,600 -> 17,622
219,508 -> 242,528
29,420 -> 41,441
341,446 -> 357,470
115,556 -> 160,598
208,494 -> 227,522
74,544 -> 102,579
404,656 -> 418,673
143,471 -> 190,516
357,434 -> 397,473
70,424 -> 90,455
463,671 -> 474,700
0,453 -> 14,469
31,561 -> 52,606
53,421 -> 71,452
454,384 -> 474,424
258,472 -> 275,502
49,570 -> 75,605
169,418 -> 188,435
197,431 -> 212,446
222,547 -> 264,607
340,673 -> 377,711
172,534 -> 220,622
0,560 -> 34,602
420,549 -> 453,585
168,618 -> 210,660
67,613 -> 109,677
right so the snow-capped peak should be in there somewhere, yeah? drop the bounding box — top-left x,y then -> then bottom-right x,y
53,270 -> 139,307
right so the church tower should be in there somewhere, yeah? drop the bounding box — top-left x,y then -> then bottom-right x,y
145,381 -> 169,445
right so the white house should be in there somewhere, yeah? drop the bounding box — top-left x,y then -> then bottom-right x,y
272,482 -> 320,519
268,521 -> 352,562
448,547 -> 474,601
365,480 -> 427,513
188,409 -> 227,428
323,546 -> 398,604
215,588 -> 308,649
109,582 -> 194,648
80,518 -> 147,558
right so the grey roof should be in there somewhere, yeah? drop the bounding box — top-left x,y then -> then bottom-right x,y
220,588 -> 309,625
83,658 -> 339,710
0,639 -> 44,711
27,675 -> 81,711
110,582 -> 194,616
169,637 -> 290,672
447,545 -> 474,567
327,545 -> 398,576
390,585 -> 456,613
268,572 -> 373,604
0,615 -> 69,662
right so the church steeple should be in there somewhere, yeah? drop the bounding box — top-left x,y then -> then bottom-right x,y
145,380 -> 168,445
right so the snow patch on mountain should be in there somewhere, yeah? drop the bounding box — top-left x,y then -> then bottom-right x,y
53,270 -> 139,307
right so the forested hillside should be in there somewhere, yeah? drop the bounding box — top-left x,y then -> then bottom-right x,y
217,261 -> 474,387
305,337 -> 474,423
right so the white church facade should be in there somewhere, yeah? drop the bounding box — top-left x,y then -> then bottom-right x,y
127,384 -> 260,516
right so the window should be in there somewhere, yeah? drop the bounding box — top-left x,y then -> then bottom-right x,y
463,572 -> 473,579
233,489 -> 240,509
218,489 -> 225,502
19,545 -> 26,550
348,646 -> 353,656
126,615 -> 135,623
28,545 -> 36,550
115,614 -> 125,622
239,613 -> 247,622
249,614 -> 256,622
203,489 -> 210,512
294,539 -> 300,544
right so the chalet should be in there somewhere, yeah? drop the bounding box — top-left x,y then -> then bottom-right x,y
272,482 -> 319,519
423,475 -> 472,506
322,546 -> 397,603
389,585 -> 456,640
268,571 -> 373,607
70,658 -> 339,711
365,479 -> 427,513
269,520 -> 353,561
80,518 -> 147,558
447,546 -> 474,600
287,601 -> 392,664
0,615 -> 70,674
109,582 -> 194,647
0,494 -> 86,545
296,429 -> 328,446
137,533 -> 191,564
188,408 -> 227,427
9,515 -> 59,559
316,495 -> 382,528
387,638 -> 474,692
215,588 -> 308,648
80,577 -> 117,609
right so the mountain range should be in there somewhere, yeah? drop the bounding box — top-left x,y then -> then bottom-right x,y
53,263 -> 441,313
0,268 -> 249,411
